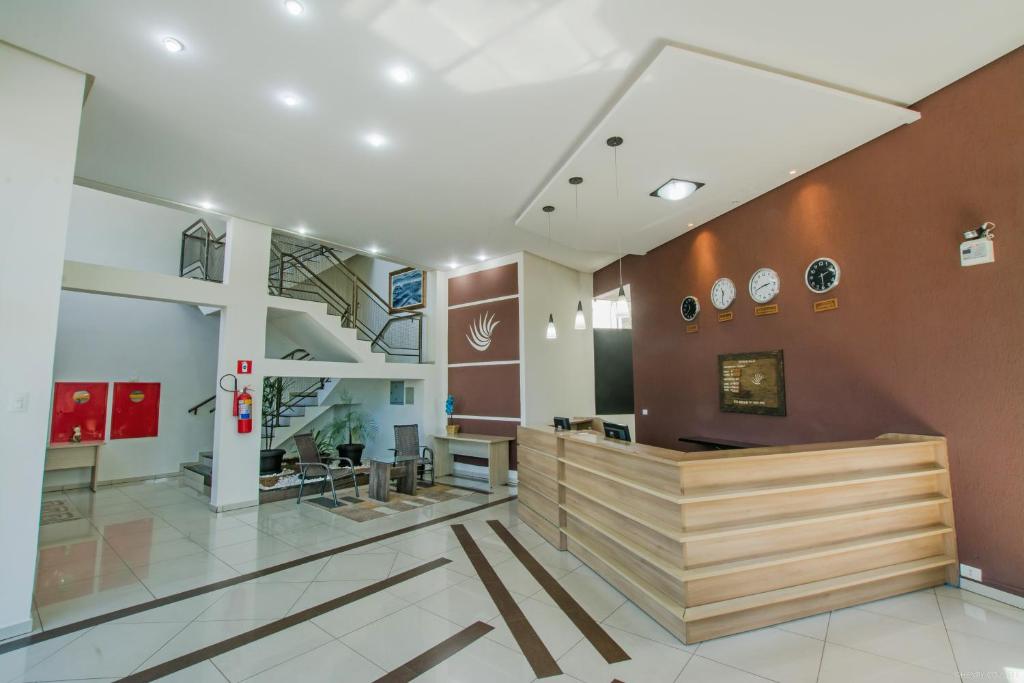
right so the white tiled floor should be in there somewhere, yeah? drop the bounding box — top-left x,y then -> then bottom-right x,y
5,478 -> 1024,682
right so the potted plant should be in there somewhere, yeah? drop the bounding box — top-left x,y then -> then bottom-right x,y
323,398 -> 379,466
445,394 -> 459,435
259,377 -> 286,475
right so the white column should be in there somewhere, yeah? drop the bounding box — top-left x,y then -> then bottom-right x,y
0,44 -> 86,638
209,219 -> 271,511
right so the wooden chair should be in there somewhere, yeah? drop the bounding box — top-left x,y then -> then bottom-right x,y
389,424 -> 434,486
294,432 -> 358,505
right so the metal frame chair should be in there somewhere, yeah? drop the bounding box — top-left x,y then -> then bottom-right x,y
389,424 -> 434,486
293,433 -> 358,505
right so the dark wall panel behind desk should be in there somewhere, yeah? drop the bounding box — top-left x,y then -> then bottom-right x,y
594,329 -> 635,415
593,47 -> 1024,597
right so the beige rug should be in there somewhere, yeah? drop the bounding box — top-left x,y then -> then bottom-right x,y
309,483 -> 474,522
40,499 -> 83,525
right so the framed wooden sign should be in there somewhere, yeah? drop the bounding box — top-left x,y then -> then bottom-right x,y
719,350 -> 786,416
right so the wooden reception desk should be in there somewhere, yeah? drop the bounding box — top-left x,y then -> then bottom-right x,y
516,426 -> 958,644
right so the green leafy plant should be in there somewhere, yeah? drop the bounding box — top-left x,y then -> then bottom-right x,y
310,428 -> 336,456
321,391 -> 379,447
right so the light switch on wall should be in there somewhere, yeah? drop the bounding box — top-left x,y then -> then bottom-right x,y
641,408 -> 649,416
8,393 -> 29,412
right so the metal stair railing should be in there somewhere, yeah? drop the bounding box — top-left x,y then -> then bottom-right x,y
179,220 -> 225,282
269,236 -> 423,362
186,348 -> 315,416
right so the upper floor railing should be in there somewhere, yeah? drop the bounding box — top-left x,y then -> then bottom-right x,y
179,220 -> 224,282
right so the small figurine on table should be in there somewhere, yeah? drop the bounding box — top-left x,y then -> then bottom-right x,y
71,425 -> 82,443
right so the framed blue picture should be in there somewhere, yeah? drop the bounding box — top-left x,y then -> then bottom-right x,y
389,267 -> 426,311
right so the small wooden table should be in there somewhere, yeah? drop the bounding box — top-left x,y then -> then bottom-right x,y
432,433 -> 512,492
45,441 -> 104,492
367,457 -> 417,502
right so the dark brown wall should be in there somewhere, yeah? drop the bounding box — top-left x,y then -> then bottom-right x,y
594,47 -> 1024,596
447,262 -> 522,468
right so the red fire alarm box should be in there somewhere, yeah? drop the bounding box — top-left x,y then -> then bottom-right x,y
237,360 -> 253,374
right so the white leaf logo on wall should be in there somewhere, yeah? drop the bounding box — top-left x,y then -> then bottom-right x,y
467,312 -> 501,352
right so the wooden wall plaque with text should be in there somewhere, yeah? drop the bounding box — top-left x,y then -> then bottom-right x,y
719,350 -> 786,416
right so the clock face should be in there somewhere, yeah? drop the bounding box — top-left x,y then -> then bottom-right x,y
680,295 -> 700,321
805,257 -> 840,293
711,278 -> 736,310
748,268 -> 781,304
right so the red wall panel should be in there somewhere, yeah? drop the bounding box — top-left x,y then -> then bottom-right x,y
50,382 -> 108,443
111,382 -> 161,439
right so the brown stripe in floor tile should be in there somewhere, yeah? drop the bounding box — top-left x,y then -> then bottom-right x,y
0,495 -> 515,656
450,524 -> 562,679
118,557 -> 451,683
487,520 -> 629,664
372,621 -> 494,683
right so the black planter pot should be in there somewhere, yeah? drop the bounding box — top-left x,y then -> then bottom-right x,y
259,448 -> 286,475
336,443 -> 365,466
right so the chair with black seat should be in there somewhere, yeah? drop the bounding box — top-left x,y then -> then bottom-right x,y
389,424 -> 434,486
294,432 -> 358,505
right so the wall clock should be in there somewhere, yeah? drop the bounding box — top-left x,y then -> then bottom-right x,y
680,295 -> 700,321
805,257 -> 841,293
748,268 -> 780,303
711,277 -> 736,310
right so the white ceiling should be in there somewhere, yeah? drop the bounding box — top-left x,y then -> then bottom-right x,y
1,1 -> 1021,272
515,45 -> 919,263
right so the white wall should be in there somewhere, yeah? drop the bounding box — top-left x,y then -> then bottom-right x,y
48,292 -> 218,487
0,43 -> 85,639
65,185 -> 225,275
521,252 -> 596,427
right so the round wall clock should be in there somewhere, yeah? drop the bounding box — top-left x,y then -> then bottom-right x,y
711,277 -> 736,310
748,267 -> 780,303
680,295 -> 700,321
805,257 -> 841,293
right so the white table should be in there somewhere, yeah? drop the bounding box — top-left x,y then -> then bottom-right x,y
431,433 -> 512,492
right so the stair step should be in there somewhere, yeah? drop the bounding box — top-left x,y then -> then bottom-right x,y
683,555 -> 956,624
679,493 -> 951,542
680,464 -> 947,503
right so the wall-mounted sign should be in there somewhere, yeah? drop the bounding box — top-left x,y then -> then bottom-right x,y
719,350 -> 786,416
718,311 -> 734,323
813,298 -> 839,312
111,382 -> 161,439
237,360 -> 253,374
685,324 -> 699,334
51,382 -> 109,443
390,380 -> 405,405
754,304 -> 780,316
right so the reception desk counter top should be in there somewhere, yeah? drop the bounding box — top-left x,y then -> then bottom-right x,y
515,425 -> 958,644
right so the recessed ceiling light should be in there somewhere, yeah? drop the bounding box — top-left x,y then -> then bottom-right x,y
368,246 -> 381,255
296,226 -> 308,235
688,223 -> 695,227
364,132 -> 388,148
280,93 -> 300,107
198,200 -> 214,210
448,261 -> 460,269
651,179 -> 704,201
284,0 -> 304,15
475,254 -> 488,262
162,37 -> 185,53
789,169 -> 798,175
388,65 -> 413,84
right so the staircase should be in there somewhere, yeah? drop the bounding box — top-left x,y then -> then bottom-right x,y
269,235 -> 424,363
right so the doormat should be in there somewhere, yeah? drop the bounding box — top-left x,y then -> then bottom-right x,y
40,499 -> 83,525
307,484 -> 474,522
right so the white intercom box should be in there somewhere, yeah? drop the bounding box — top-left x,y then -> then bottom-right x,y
960,239 -> 994,267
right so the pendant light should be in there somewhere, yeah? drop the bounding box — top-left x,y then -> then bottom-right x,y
570,176 -> 587,330
543,205 -> 557,340
607,136 -> 630,318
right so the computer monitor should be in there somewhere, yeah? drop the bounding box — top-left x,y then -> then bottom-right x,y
603,421 -> 631,442
553,416 -> 571,431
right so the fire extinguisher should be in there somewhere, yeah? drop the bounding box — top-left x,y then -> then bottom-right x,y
237,387 -> 253,434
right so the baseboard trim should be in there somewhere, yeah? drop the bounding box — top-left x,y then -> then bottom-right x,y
43,471 -> 182,493
960,579 -> 1024,609
209,499 -> 258,513
0,618 -> 32,641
